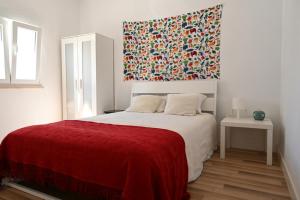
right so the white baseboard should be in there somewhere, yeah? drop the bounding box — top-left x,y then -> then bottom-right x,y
279,152 -> 300,200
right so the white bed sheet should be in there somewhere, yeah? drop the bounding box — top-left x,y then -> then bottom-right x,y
83,112 -> 217,182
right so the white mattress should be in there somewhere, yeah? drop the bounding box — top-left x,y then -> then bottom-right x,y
83,112 -> 217,182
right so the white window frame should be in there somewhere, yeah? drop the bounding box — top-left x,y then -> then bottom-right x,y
0,17 -> 10,84
11,21 -> 41,85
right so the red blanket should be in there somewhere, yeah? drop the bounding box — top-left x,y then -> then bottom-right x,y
0,120 -> 189,200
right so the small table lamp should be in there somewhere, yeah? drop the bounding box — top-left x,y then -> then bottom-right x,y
232,98 -> 246,119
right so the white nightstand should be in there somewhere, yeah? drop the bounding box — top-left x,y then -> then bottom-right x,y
220,117 -> 273,165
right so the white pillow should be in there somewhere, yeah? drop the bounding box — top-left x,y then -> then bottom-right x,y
156,96 -> 167,113
164,94 -> 199,116
197,94 -> 207,114
126,95 -> 162,113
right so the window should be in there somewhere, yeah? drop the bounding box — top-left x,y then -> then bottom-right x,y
0,18 -> 9,83
11,22 -> 41,84
0,17 -> 41,86
0,25 -> 5,79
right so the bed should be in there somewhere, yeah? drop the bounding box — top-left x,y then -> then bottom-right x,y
0,80 -> 217,200
84,111 -> 216,182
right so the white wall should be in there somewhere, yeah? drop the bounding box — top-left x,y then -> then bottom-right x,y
0,2 -> 297,194
280,0 -> 300,198
0,0 -> 80,140
79,0 -> 282,151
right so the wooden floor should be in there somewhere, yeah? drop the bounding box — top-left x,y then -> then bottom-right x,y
0,149 -> 291,200
188,149 -> 291,200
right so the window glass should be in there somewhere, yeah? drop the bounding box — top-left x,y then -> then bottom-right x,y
15,27 -> 37,80
0,24 -> 5,79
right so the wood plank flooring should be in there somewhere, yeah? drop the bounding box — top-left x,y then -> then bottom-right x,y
188,148 -> 291,200
0,149 -> 291,200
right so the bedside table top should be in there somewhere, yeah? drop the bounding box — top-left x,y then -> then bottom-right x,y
221,117 -> 273,129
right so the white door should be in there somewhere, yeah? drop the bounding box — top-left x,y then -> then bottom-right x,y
61,38 -> 79,119
77,35 -> 97,118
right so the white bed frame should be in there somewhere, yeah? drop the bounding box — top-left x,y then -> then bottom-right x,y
1,178 -> 62,200
131,80 -> 218,116
2,178 -> 61,200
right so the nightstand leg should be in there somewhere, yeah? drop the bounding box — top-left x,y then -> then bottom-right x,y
267,129 -> 273,166
226,127 -> 231,149
265,133 -> 267,153
220,125 -> 226,159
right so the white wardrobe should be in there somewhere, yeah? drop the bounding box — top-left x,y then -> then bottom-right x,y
61,33 -> 114,120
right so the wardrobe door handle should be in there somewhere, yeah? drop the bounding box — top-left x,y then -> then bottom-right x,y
75,80 -> 78,90
80,79 -> 83,90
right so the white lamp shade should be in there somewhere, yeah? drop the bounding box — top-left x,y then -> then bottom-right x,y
232,98 -> 246,110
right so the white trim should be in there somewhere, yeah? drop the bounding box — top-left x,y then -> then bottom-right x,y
279,152 -> 300,200
131,80 -> 218,116
10,21 -> 42,85
0,83 -> 43,88
2,179 -> 61,200
0,17 -> 10,84
62,32 -> 113,41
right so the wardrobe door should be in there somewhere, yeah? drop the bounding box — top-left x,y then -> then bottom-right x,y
77,35 -> 96,118
62,38 -> 79,119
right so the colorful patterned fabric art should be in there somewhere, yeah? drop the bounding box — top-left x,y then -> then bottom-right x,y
123,4 -> 223,81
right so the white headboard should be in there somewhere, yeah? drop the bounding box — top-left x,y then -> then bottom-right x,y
131,80 -> 218,116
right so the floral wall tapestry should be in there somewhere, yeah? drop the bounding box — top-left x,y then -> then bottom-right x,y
123,4 -> 223,81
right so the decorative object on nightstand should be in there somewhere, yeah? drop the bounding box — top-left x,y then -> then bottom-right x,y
253,110 -> 266,121
220,117 -> 273,165
232,97 -> 246,119
104,109 -> 124,114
